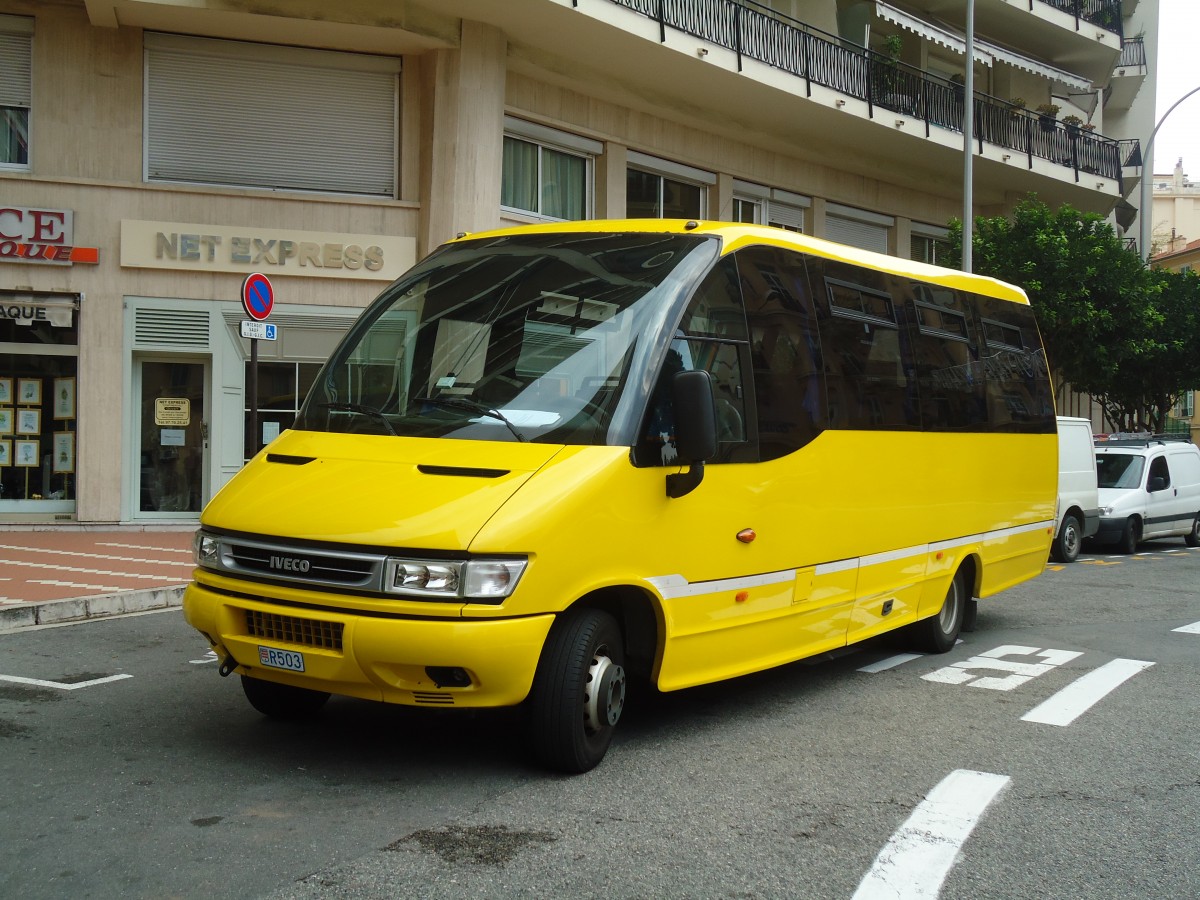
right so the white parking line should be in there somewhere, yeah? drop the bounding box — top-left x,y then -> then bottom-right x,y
0,673 -> 133,690
858,653 -> 923,673
1021,658 -> 1154,726
1172,621 -> 1200,634
852,769 -> 1010,900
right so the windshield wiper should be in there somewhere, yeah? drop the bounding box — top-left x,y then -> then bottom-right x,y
318,402 -> 398,437
414,396 -> 527,442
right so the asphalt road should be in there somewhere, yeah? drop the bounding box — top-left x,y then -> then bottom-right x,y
1,540 -> 1197,900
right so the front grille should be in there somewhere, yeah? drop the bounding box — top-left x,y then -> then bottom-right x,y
229,543 -> 375,584
245,610 -> 344,651
412,692 -> 455,705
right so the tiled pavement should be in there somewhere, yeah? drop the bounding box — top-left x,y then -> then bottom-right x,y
0,528 -> 196,630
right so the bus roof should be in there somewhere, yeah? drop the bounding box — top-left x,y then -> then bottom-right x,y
449,219 -> 1030,306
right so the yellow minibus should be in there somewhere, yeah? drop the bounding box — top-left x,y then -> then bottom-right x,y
184,220 -> 1056,772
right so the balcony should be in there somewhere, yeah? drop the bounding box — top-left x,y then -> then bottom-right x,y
921,0 -> 1121,84
602,0 -> 1124,186
1107,36 -> 1147,109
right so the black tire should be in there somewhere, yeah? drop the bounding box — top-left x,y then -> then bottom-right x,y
910,568 -> 967,654
241,675 -> 330,720
1119,517 -> 1141,555
1185,514 -> 1200,548
527,608 -> 626,774
1051,513 -> 1083,563
961,598 -> 979,633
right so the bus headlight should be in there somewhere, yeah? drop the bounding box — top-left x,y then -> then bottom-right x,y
193,530 -> 220,567
384,557 -> 527,601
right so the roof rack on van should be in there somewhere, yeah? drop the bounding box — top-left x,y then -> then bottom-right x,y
1094,432 -> 1195,447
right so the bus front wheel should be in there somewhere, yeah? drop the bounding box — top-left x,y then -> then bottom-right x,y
910,569 -> 967,654
528,608 -> 626,774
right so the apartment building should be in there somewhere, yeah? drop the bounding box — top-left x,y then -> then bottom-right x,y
0,0 -> 1158,524
1151,158 -> 1200,255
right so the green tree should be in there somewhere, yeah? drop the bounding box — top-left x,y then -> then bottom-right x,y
947,197 -> 1200,431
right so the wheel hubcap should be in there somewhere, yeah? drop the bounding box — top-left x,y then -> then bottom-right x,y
939,581 -> 960,633
584,651 -> 626,733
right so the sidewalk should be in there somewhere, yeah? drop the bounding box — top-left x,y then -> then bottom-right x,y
0,528 -> 196,630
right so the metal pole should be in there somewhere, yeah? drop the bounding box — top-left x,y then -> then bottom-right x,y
962,0 -> 975,273
1139,85 -> 1200,260
250,337 -> 258,458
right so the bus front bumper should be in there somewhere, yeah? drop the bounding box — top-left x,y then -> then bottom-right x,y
183,582 -> 555,708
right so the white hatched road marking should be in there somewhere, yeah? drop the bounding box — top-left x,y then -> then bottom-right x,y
852,769 -> 1010,900
1173,620 -> 1200,634
923,645 -> 1083,691
0,673 -> 132,690
1021,658 -> 1155,726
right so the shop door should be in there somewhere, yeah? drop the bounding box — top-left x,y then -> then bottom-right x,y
137,359 -> 208,515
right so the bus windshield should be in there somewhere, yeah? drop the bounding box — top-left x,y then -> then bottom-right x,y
296,232 -> 718,445
1096,453 -> 1144,489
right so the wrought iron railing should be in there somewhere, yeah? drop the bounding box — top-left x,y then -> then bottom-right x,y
595,0 -> 1126,186
1040,0 -> 1123,37
1117,36 -> 1146,69
1119,139 -> 1142,169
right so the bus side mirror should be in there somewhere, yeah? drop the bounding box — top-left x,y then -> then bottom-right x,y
666,369 -> 718,499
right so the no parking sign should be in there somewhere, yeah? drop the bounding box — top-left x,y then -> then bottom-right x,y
241,272 -> 274,321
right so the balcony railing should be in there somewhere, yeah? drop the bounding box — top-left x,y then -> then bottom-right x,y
596,0 -> 1125,186
1039,0 -> 1124,37
1117,36 -> 1146,68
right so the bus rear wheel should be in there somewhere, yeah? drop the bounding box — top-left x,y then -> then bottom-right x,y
528,608 -> 626,774
910,568 -> 967,654
241,675 -> 330,720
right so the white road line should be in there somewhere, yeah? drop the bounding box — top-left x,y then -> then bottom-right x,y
1172,621 -> 1200,634
859,653 -> 923,673
1021,658 -> 1155,726
0,673 -> 133,690
852,769 -> 1010,900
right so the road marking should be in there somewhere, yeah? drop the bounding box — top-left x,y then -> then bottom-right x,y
923,645 -> 1082,691
1021,658 -> 1154,726
190,650 -> 219,665
858,653 -> 923,673
1173,621 -> 1200,634
852,769 -> 1010,900
0,673 -> 133,691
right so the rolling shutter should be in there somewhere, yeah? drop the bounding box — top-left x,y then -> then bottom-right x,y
825,214 -> 889,253
145,34 -> 398,197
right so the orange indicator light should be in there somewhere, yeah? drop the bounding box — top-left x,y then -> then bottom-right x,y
736,529 -> 756,543
735,591 -> 749,603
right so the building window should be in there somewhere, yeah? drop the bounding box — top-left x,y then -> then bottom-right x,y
0,294 -> 79,511
732,197 -> 760,223
244,361 -> 322,461
0,16 -> 32,169
911,225 -> 952,265
501,118 -> 598,220
145,34 -> 400,196
732,181 -> 809,233
626,151 -> 712,219
825,204 -> 893,254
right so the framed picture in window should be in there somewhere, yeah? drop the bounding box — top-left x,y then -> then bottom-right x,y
18,378 -> 41,405
15,440 -> 39,467
16,408 -> 40,435
0,378 -> 11,404
0,408 -> 11,435
53,432 -> 75,474
53,377 -> 76,420
0,440 -> 9,467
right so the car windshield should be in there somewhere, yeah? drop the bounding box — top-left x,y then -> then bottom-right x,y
1096,453 -> 1144,489
295,231 -> 718,445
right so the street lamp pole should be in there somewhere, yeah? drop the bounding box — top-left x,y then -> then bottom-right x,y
962,0 -> 975,273
1139,85 -> 1200,260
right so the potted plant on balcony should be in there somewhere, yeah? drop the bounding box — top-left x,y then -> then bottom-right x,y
1009,97 -> 1026,121
1036,102 -> 1060,132
1062,114 -> 1084,134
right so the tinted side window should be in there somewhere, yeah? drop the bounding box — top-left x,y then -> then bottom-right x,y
906,281 -> 989,430
736,246 -> 825,460
973,295 -> 1055,433
810,258 -> 918,430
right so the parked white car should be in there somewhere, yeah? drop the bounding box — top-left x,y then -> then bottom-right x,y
1092,435 -> 1200,553
1052,416 -> 1100,562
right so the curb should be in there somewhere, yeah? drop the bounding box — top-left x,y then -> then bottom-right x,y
0,585 -> 187,632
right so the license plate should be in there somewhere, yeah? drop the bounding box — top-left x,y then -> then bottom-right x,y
258,645 -> 305,672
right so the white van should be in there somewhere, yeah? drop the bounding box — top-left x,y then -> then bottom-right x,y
1093,436 -> 1200,553
1052,416 -> 1100,562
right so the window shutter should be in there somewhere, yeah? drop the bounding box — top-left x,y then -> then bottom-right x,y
146,35 -> 398,197
824,215 -> 889,253
0,30 -> 32,108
